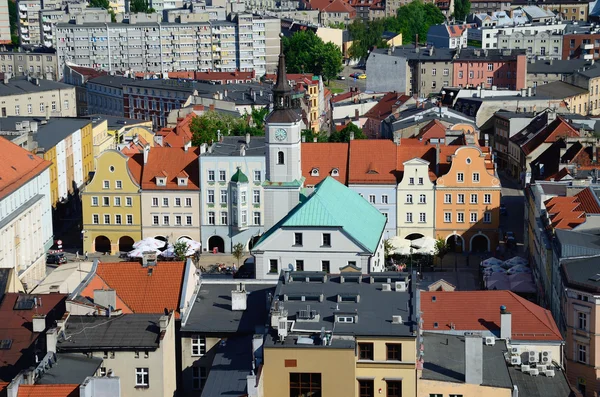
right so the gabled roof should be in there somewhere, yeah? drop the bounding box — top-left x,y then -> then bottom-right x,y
446,24 -> 474,37
16,384 -> 80,397
309,0 -> 355,13
544,187 -> 600,229
278,177 -> 386,253
66,64 -> 108,80
518,116 -> 580,155
0,136 -> 51,200
348,140 -> 398,184
301,142 -> 350,186
0,293 -> 67,382
139,147 -> 200,190
420,291 -> 562,341
416,119 -> 447,141
79,261 -> 186,317
363,92 -> 411,122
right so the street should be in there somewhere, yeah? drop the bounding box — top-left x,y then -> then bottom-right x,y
499,171 -> 526,252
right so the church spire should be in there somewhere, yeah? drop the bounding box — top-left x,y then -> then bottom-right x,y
273,33 -> 292,110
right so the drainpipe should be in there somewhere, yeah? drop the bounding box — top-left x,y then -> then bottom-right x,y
105,23 -> 111,73
158,22 -> 164,76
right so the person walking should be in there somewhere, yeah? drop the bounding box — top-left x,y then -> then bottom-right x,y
84,251 -> 88,261
76,251 -> 80,260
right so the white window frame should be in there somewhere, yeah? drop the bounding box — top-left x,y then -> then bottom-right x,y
208,170 -> 215,182
381,195 -> 388,204
444,212 -> 451,223
473,173 -> 480,182
127,214 -> 133,225
444,194 -> 451,204
406,212 -> 413,223
406,194 -> 413,204
470,212 -> 478,223
135,367 -> 149,387
457,212 -> 464,223
191,335 -> 206,356
419,194 -> 426,204
185,197 -> 192,207
419,212 -> 426,223
457,173 -> 464,182
484,194 -> 491,204
457,194 -> 465,204
484,212 -> 492,223
470,194 -> 478,204
369,195 -> 376,204
126,197 -> 133,207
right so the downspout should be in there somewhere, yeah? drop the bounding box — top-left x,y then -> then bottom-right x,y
105,23 -> 111,73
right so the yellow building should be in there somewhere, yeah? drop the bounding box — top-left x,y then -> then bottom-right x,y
90,118 -> 115,158
98,116 -> 153,144
262,272 -> 417,397
3,117 -> 94,206
81,149 -> 142,254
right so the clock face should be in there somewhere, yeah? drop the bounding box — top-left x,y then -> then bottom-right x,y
275,128 -> 287,141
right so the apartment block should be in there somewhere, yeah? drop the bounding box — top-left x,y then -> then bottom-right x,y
0,0 -> 10,44
55,14 -> 280,78
0,75 -> 76,117
0,50 -> 58,80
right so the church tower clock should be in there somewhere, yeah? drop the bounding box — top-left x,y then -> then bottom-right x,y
263,34 -> 305,230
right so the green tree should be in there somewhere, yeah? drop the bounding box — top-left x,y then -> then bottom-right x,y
232,243 -> 245,267
329,123 -> 366,142
173,240 -> 189,261
396,1 -> 445,45
190,111 -> 264,146
283,31 -> 343,82
453,0 -> 471,21
8,0 -> 18,45
434,237 -> 449,270
249,106 -> 269,130
302,129 -> 328,142
348,19 -> 389,60
383,238 -> 395,259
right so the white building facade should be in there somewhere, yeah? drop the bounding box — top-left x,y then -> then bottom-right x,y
396,158 -> 436,240
0,139 -> 53,287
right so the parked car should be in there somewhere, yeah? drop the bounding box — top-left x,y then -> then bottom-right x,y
358,73 -> 367,79
350,72 -> 360,78
500,203 -> 507,215
337,75 -> 346,80
46,253 -> 67,265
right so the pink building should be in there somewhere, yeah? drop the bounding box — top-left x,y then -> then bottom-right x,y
452,49 -> 527,90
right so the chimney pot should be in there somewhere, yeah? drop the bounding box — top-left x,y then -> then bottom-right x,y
232,288 -> 247,311
245,133 -> 250,145
500,306 -> 512,339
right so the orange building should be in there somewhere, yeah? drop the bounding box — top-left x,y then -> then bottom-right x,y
435,145 -> 501,252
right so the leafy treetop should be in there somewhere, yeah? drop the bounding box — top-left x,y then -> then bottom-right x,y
282,31 -> 343,82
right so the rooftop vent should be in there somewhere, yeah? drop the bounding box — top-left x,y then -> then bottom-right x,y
392,315 -> 403,324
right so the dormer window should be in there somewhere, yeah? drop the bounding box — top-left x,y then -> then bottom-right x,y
331,168 -> 339,177
311,168 -> 319,176
156,177 -> 166,186
178,177 -> 188,186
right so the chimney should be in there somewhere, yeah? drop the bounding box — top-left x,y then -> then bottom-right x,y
500,305 -> 512,340
143,144 -> 150,164
154,134 -> 163,146
393,134 -> 400,145
435,143 -> 440,175
350,131 -> 355,140
245,133 -> 250,145
301,135 -> 306,142
3,73 -> 8,84
355,109 -> 359,119
209,104 -> 215,111
159,315 -> 168,332
32,314 -> 46,333
313,137 -> 317,143
184,140 -> 192,152
200,143 -> 207,155
232,284 -> 247,311
94,289 -> 117,311
464,332 -> 483,385
224,89 -> 228,97
512,385 -> 519,397
46,327 -> 58,353
527,87 -> 533,97
547,109 -> 556,123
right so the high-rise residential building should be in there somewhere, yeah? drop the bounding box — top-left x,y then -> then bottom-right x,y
17,0 -> 61,46
0,0 -> 10,44
54,14 -> 280,78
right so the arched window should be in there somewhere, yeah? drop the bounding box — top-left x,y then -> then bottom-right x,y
277,151 -> 285,165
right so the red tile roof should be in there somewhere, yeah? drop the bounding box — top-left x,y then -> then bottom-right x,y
446,24 -> 476,37
348,140 -> 398,184
0,137 -> 52,200
67,65 -> 108,80
416,120 -> 447,141
521,117 -> 580,155
168,70 -> 255,82
139,146 -> 200,190
420,291 -> 562,341
544,187 -> 600,229
120,135 -> 150,156
321,0 -> 355,13
126,153 -> 143,185
0,294 -> 67,381
364,92 -> 411,122
17,385 -> 79,397
302,143 -> 349,185
80,262 -> 186,317
331,90 -> 358,103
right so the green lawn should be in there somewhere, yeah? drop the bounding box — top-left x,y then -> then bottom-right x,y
326,80 -> 346,94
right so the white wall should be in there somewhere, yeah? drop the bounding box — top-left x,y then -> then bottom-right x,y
56,139 -> 67,201
72,128 -> 84,188
397,159 -> 436,239
254,226 -> 375,278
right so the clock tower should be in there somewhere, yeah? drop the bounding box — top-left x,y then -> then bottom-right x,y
263,34 -> 305,230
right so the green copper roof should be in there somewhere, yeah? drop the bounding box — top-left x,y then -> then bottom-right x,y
254,177 -> 386,253
231,168 -> 248,183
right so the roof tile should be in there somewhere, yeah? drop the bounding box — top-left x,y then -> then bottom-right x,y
302,142 -> 349,186
0,137 -> 52,200
420,290 -> 562,341
17,384 -> 79,397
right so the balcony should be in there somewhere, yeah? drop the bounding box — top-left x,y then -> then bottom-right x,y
583,43 -> 594,50
20,26 -> 28,34
584,53 -> 594,60
43,25 -> 51,32
19,4 -> 27,11
19,12 -> 27,18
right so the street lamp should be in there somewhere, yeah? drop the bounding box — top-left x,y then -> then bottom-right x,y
454,234 -> 458,273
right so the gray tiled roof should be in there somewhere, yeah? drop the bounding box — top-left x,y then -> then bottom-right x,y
0,76 -> 73,96
527,59 -> 590,74
371,46 -> 455,61
421,333 -> 513,388
0,117 -> 92,151
200,336 -> 253,397
182,283 -> 276,334
507,363 -> 575,397
36,353 -> 103,384
561,256 -> 600,293
535,81 -> 589,98
57,314 -> 163,351
203,136 -> 266,157
268,272 -> 416,341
